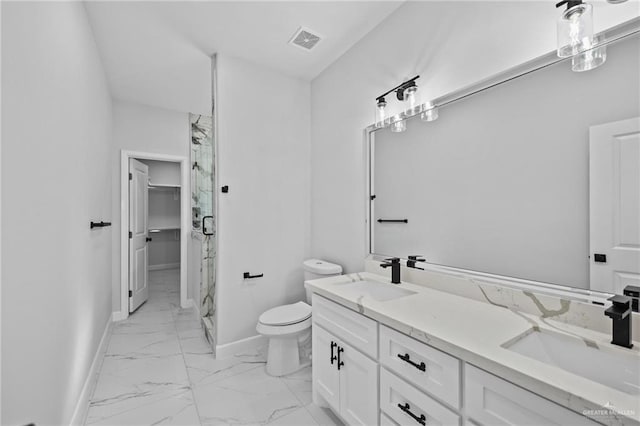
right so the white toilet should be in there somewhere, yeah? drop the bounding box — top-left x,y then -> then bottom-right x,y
256,259 -> 342,376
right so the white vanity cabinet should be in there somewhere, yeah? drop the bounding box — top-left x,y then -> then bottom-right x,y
311,293 -> 601,426
312,295 -> 379,426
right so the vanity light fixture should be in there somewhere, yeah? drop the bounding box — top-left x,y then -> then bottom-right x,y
375,75 -> 420,130
556,0 -> 594,58
420,102 -> 439,122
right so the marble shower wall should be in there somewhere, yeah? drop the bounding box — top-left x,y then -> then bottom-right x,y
190,114 -> 216,350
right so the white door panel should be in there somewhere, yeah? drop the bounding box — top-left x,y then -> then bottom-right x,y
590,117 -> 640,293
129,158 -> 149,312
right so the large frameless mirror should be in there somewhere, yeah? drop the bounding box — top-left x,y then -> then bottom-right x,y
368,23 -> 640,296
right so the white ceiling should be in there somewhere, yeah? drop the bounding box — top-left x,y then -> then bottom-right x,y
84,1 -> 404,114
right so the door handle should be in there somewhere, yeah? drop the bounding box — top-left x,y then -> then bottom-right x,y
330,341 -> 337,365
337,346 -> 344,370
202,215 -> 214,236
146,237 -> 152,242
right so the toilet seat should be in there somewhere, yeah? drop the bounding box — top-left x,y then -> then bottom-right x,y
259,301 -> 311,326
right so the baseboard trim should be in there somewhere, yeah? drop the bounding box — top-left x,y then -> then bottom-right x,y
111,311 -> 127,322
69,315 -> 112,425
182,298 -> 197,310
149,262 -> 180,271
216,334 -> 267,359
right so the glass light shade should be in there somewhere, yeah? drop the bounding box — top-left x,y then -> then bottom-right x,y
375,101 -> 387,128
390,117 -> 406,133
420,104 -> 439,122
404,86 -> 418,113
557,3 -> 594,58
572,40 -> 606,72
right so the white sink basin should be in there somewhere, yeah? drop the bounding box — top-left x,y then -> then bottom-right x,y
503,328 -> 640,395
333,280 -> 416,302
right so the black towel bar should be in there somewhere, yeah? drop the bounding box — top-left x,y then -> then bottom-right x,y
243,272 -> 264,279
90,221 -> 112,229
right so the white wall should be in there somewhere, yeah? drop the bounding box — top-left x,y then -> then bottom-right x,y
309,1 -> 640,274
111,101 -> 189,312
1,2 -> 113,424
216,54 -> 311,346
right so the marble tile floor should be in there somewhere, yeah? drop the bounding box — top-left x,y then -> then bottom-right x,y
85,268 -> 342,426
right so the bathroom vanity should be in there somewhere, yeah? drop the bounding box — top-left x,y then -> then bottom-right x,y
307,268 -> 640,426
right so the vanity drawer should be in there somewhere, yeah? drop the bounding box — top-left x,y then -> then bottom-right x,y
381,367 -> 460,426
312,294 -> 378,358
465,365 -> 600,426
380,325 -> 461,408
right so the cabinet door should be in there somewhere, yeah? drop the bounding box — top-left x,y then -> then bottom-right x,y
338,341 -> 379,426
312,325 -> 340,412
465,365 -> 599,426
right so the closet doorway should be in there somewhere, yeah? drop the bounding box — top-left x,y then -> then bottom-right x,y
120,151 -> 189,318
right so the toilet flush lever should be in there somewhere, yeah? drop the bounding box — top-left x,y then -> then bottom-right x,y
243,272 -> 264,279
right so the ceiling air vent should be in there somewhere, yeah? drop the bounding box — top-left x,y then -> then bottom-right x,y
289,27 -> 322,51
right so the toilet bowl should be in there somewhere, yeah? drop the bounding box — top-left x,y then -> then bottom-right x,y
257,302 -> 312,376
256,259 -> 342,376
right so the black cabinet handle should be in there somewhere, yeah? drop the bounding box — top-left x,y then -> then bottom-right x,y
330,341 -> 337,365
398,403 -> 426,425
398,353 -> 426,372
146,237 -> 152,242
337,346 -> 344,370
377,219 -> 408,223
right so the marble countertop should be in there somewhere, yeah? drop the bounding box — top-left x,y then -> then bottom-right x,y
305,271 -> 640,426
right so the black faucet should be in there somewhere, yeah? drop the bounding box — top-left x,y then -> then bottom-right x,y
407,255 -> 425,270
604,295 -> 633,349
380,258 -> 401,284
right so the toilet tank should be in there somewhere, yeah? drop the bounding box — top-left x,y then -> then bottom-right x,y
303,259 -> 342,303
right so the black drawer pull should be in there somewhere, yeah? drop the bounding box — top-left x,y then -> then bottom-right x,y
330,341 -> 337,365
398,353 -> 426,372
337,346 -> 344,370
398,402 -> 426,425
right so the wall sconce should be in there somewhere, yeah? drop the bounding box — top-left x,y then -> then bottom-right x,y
556,0 -> 594,58
555,0 -> 625,72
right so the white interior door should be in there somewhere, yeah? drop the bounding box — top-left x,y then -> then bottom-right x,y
129,158 -> 149,312
590,117 -> 640,294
